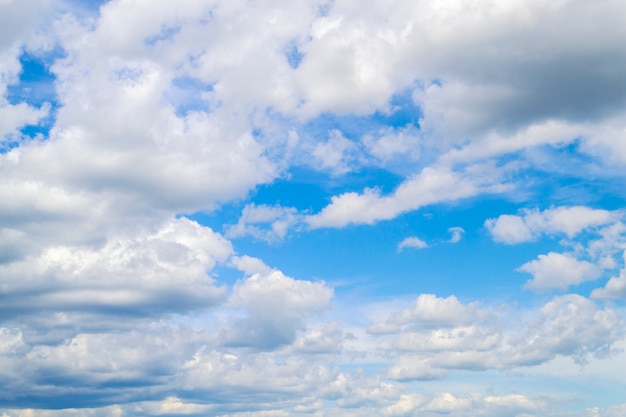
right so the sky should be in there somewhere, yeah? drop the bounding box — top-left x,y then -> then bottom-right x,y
1,0 -> 626,416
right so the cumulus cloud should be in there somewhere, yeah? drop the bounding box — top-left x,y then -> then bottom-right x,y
368,294 -> 484,334
485,206 -> 616,244
592,251 -> 626,299
224,269 -> 333,349
447,227 -> 464,243
373,294 -> 622,380
0,218 -> 232,320
3,0 -> 626,415
519,252 -> 603,291
307,164 -> 505,228
226,204 -> 301,243
312,129 -> 361,175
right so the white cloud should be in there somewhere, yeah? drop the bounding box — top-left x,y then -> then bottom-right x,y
312,129 -> 361,175
0,218 -> 232,319
398,236 -> 428,251
225,269 -> 333,349
307,164 -> 505,228
373,293 -> 622,380
2,0 -> 626,415
447,227 -> 464,243
226,204 -> 300,242
518,252 -> 603,291
361,125 -> 421,164
486,206 -> 617,244
592,251 -> 626,299
292,323 -> 344,354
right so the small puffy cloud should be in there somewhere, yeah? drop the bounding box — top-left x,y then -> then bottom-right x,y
592,251 -> 626,299
398,236 -> 428,251
312,129 -> 361,175
292,323 -> 344,354
226,203 -> 300,242
447,227 -> 465,243
486,206 -> 616,244
518,252 -> 603,291
398,294 -> 483,327
230,255 -> 272,276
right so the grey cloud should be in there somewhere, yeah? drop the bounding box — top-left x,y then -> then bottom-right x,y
223,270 -> 333,349
0,218 -> 231,322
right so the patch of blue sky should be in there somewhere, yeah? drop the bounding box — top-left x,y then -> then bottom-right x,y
255,165 -> 405,210
5,50 -> 60,144
165,76 -> 214,116
284,41 -> 304,69
219,197 -> 562,304
7,51 -> 58,107
518,162 -> 626,209
58,0 -> 110,18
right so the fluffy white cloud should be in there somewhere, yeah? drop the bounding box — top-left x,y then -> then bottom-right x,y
373,293 -> 622,380
397,236 -> 428,251
361,125 -> 421,165
592,251 -> 626,299
368,294 -> 484,334
312,129 -> 361,175
486,206 -> 616,244
447,227 -> 464,243
0,218 -> 232,320
226,204 -> 300,242
307,164 -> 506,228
2,0 -> 626,415
519,252 -> 603,291
224,269 -> 333,349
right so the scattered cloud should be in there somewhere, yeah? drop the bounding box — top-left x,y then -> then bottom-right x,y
398,236 -> 428,251
447,226 -> 464,243
485,206 -> 617,244
519,252 -> 603,291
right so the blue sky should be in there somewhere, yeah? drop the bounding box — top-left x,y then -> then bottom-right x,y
2,0 -> 626,416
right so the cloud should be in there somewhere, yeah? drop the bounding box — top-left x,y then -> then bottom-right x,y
485,206 -> 617,244
312,129 -> 361,175
0,218 -> 232,320
361,125 -> 421,165
447,227 -> 464,243
226,204 -> 301,243
368,294 -> 484,334
307,164 -> 506,228
397,236 -> 428,251
224,269 -> 333,349
382,392 -> 545,417
373,293 -> 622,380
518,252 -> 603,291
291,323 -> 344,354
2,0 -> 626,415
592,251 -> 626,299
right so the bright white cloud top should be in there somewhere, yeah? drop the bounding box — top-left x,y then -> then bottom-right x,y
1,0 -> 626,416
